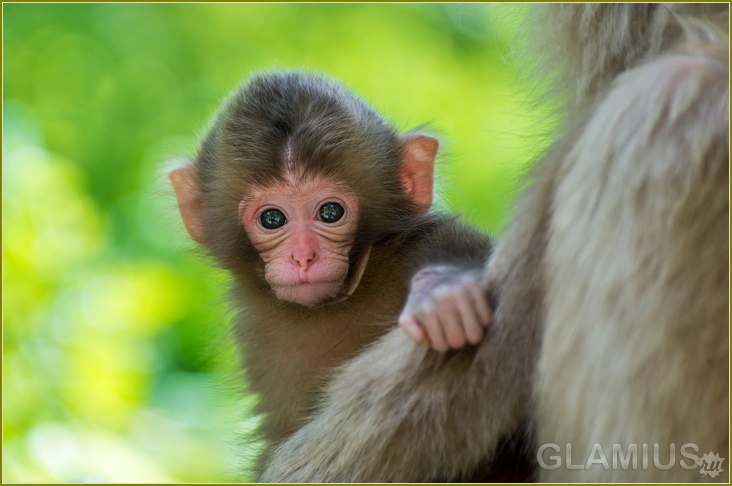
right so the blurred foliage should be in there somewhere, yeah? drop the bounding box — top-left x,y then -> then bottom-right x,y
3,3 -> 539,482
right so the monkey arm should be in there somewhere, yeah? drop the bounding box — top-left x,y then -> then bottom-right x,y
405,217 -> 493,273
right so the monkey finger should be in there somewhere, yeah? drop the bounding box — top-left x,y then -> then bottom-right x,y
466,282 -> 492,326
454,292 -> 485,345
419,313 -> 449,352
399,315 -> 427,343
435,296 -> 468,349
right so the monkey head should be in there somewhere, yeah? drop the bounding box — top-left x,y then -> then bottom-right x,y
170,71 -> 438,307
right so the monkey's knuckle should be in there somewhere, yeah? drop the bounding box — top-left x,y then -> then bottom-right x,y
463,280 -> 480,292
410,301 -> 430,315
431,287 -> 449,301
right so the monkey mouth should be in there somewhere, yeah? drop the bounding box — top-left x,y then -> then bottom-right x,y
272,280 -> 345,307
272,279 -> 344,287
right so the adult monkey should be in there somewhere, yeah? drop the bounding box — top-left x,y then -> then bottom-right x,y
262,3 -> 729,482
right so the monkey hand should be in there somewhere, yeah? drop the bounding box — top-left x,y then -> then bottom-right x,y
399,265 -> 492,352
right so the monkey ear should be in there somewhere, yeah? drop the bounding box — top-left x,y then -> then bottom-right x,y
398,134 -> 438,213
169,163 -> 206,244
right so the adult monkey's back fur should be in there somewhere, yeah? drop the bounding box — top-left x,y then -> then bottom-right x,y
261,4 -> 730,482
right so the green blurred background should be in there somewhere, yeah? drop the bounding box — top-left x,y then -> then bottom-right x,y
3,3 -> 539,482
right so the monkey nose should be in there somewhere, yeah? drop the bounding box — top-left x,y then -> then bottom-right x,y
291,251 -> 317,270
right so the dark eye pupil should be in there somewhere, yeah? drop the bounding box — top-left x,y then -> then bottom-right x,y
319,202 -> 344,223
260,209 -> 286,229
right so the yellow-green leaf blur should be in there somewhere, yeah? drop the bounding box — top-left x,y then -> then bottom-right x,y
3,3 -> 542,482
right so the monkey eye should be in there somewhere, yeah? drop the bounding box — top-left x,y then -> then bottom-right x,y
318,202 -> 345,223
260,208 -> 286,229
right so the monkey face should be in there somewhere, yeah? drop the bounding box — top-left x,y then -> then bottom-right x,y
239,174 -> 360,307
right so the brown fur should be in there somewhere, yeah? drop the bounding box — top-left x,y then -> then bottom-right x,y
261,4 -> 729,482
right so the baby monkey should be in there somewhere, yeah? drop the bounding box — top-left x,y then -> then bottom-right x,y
170,70 -> 492,467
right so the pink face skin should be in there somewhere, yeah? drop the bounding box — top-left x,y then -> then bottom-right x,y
239,174 -> 360,307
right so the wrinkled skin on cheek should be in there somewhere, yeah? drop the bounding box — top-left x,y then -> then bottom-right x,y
240,176 -> 360,307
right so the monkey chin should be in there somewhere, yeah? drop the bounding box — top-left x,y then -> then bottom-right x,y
273,281 -> 345,308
